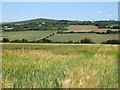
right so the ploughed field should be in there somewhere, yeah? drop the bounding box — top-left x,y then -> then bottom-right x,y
64,25 -> 118,32
2,44 -> 118,88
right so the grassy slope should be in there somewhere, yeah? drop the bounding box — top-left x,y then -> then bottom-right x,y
2,30 -> 58,40
48,33 -> 118,43
2,44 -> 118,88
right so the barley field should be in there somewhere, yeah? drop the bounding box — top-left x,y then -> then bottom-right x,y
2,43 -> 118,88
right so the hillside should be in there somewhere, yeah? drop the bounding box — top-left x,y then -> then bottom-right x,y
1,18 -> 69,31
1,18 -> 119,32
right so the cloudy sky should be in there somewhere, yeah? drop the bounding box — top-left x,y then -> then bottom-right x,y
1,2 -> 118,22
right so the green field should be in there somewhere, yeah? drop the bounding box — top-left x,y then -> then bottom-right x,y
2,31 -> 118,44
2,30 -> 58,40
2,44 -> 118,88
48,33 -> 118,43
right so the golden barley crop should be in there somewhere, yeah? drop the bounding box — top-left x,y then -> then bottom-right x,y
2,44 -> 118,88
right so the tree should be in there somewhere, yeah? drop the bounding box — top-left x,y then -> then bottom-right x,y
2,38 -> 10,42
42,38 -> 51,43
68,40 -> 73,43
74,41 -> 80,44
106,30 -> 113,34
22,39 -> 28,43
81,38 -> 93,44
11,39 -> 22,43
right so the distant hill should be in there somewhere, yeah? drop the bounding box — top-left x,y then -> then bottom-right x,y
1,18 -> 119,31
1,18 -> 70,31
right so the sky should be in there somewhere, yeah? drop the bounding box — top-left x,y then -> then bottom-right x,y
1,2 -> 118,22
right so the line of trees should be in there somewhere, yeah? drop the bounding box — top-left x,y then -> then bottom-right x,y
57,30 -> 120,34
2,38 -> 120,44
2,38 -> 94,44
102,40 -> 120,44
2,38 -> 52,43
96,30 -> 120,34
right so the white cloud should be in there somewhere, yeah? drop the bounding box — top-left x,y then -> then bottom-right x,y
106,14 -> 112,17
96,10 -> 102,14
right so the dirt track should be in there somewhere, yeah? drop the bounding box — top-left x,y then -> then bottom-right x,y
0,43 -> 118,46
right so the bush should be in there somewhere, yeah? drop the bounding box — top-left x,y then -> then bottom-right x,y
11,39 -> 22,43
52,33 -> 55,35
42,38 -> 51,43
106,30 -> 113,34
57,31 -> 63,34
2,38 -> 10,42
67,40 -> 73,43
81,38 -> 93,44
22,39 -> 28,43
74,41 -> 80,44
70,31 -> 74,33
11,39 -> 28,43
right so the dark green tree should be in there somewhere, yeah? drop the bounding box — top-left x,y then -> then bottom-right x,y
2,38 -> 10,42
81,38 -> 93,43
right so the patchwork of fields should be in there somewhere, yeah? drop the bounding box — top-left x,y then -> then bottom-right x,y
2,30 -> 119,44
2,44 -> 118,88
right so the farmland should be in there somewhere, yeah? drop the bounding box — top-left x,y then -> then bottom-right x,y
48,33 -> 118,43
1,18 -> 119,44
1,18 -> 119,88
2,29 -> 119,44
2,30 -> 58,41
2,43 -> 118,88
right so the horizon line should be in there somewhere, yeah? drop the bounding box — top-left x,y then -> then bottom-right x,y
1,18 -> 118,23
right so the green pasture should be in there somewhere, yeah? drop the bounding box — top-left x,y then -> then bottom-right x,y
2,30 -> 58,41
48,33 -> 118,43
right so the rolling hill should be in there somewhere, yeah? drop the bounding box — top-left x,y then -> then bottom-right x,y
1,18 -> 119,32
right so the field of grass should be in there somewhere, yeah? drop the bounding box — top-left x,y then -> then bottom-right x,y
2,30 -> 58,41
2,43 -> 118,88
48,33 -> 118,43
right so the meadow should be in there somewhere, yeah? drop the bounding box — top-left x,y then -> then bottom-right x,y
2,43 -> 118,88
48,33 -> 118,43
2,30 -> 58,41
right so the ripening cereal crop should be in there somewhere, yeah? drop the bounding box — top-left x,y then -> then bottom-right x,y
2,44 -> 118,88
